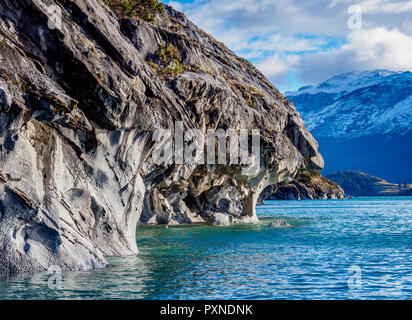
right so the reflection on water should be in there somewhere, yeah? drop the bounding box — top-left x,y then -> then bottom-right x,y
1,197 -> 412,299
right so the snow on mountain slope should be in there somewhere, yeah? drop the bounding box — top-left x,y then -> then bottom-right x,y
286,70 -> 412,183
287,70 -> 412,139
286,70 -> 400,98
376,95 -> 412,134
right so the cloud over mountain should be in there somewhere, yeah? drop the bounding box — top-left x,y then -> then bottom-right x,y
165,0 -> 412,90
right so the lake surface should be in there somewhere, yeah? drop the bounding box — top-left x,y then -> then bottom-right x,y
1,197 -> 412,300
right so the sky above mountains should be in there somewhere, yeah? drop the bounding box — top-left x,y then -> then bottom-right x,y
162,0 -> 412,91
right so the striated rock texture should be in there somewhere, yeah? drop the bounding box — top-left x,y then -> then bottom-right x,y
0,0 -> 323,275
259,170 -> 345,201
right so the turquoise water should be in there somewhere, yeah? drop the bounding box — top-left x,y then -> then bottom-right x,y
1,197 -> 412,300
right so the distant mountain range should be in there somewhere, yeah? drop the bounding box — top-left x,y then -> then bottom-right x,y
326,170 -> 412,197
286,70 -> 412,183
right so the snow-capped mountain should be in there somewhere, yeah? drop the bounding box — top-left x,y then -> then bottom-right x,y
287,70 -> 399,98
286,70 -> 412,183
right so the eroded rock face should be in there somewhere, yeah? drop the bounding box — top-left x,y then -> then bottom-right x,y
259,174 -> 345,201
0,0 -> 323,275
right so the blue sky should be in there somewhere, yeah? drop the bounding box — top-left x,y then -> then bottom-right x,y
161,0 -> 412,92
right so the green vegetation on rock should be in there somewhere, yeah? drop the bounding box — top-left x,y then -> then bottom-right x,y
295,169 -> 321,184
147,43 -> 186,77
104,0 -> 163,22
156,43 -> 181,64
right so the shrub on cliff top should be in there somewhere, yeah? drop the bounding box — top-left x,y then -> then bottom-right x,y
104,0 -> 164,22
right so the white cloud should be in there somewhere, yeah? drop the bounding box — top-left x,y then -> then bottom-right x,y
402,19 -> 412,32
164,0 -> 412,89
257,54 -> 300,78
233,34 -> 325,62
297,27 -> 412,83
176,0 -> 349,41
248,34 -> 325,53
329,0 -> 412,13
346,27 -> 412,68
356,0 -> 412,14
167,1 -> 184,12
